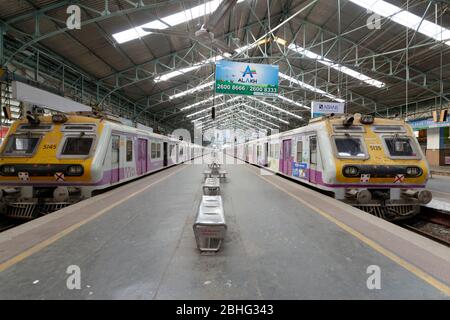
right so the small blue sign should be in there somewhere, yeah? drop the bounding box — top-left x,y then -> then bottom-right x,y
292,162 -> 308,178
408,118 -> 450,130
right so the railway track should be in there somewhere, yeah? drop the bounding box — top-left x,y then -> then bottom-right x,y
0,224 -> 15,232
249,162 -> 450,246
0,161 -> 191,233
401,207 -> 450,246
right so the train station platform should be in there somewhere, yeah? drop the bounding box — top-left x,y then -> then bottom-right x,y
431,166 -> 450,177
0,155 -> 449,299
426,175 -> 450,212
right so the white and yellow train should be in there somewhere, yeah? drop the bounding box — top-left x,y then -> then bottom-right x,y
227,113 -> 432,220
0,112 -> 203,219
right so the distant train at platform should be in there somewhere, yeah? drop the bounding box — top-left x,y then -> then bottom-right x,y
0,112 -> 203,219
227,113 -> 432,221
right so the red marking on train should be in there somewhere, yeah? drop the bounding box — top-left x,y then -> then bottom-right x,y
55,172 -> 65,182
394,174 -> 405,183
360,174 -> 370,183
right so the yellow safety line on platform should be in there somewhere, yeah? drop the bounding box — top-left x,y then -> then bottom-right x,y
245,165 -> 450,297
0,165 -> 189,273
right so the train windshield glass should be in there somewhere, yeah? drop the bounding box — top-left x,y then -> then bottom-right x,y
3,135 -> 40,156
61,137 -> 93,155
334,136 -> 367,158
384,136 -> 417,157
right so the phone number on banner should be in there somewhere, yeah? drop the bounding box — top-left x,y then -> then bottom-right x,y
216,84 -> 278,96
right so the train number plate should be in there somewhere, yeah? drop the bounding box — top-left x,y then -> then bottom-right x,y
369,144 -> 382,151
43,144 -> 57,150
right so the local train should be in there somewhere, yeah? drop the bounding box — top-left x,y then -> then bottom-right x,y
227,113 -> 432,221
0,112 -> 204,219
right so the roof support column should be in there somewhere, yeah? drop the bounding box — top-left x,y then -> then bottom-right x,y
0,25 -> 4,67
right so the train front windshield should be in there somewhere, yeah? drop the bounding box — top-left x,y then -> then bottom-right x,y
2,135 -> 41,156
384,136 -> 417,157
334,136 -> 367,158
61,137 -> 93,156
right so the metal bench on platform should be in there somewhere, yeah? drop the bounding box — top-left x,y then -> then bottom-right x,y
193,195 -> 226,253
216,170 -> 227,179
203,177 -> 220,195
203,169 -> 212,179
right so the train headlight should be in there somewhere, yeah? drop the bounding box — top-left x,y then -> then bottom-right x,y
360,115 -> 374,124
1,165 -> 15,174
343,166 -> 359,177
406,167 -> 422,177
67,165 -> 84,176
52,114 -> 68,123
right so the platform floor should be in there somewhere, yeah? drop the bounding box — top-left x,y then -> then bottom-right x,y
426,175 -> 450,211
0,155 -> 449,299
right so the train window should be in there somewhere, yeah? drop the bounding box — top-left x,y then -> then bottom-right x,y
333,125 -> 365,133
296,141 -> 303,162
126,139 -> 133,162
62,124 -> 96,132
61,137 -> 94,155
151,142 -> 161,159
18,124 -> 53,131
3,135 -> 41,156
333,136 -> 367,158
310,137 -> 317,164
383,136 -> 418,158
111,135 -> 120,164
373,125 -> 406,133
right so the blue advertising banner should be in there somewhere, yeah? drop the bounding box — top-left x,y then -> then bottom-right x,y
215,60 -> 279,97
292,162 -> 308,178
408,118 -> 450,130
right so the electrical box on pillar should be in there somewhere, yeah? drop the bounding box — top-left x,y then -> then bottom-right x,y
3,105 -> 12,120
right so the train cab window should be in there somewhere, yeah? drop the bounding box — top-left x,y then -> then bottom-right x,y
383,136 -> 418,158
126,139 -> 133,162
3,135 -> 41,156
373,125 -> 406,133
61,137 -> 94,156
310,137 -> 317,164
111,135 -> 120,164
333,136 -> 367,158
333,125 -> 365,133
296,141 -> 303,162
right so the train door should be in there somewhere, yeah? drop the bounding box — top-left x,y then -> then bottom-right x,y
280,139 -> 292,175
111,135 -> 120,183
309,136 -> 318,184
137,138 -> 148,175
163,142 -> 168,166
264,142 -> 269,166
176,145 -> 179,163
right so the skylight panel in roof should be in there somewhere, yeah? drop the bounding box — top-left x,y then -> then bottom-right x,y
155,56 -> 224,83
287,44 -> 385,88
349,0 -> 450,46
278,72 -> 346,103
169,81 -> 214,99
113,0 -> 246,44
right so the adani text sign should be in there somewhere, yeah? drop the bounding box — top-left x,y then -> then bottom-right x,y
215,60 -> 279,97
311,101 -> 345,118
